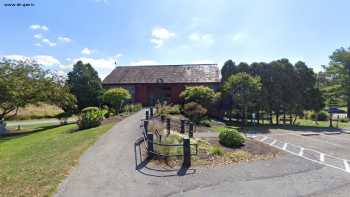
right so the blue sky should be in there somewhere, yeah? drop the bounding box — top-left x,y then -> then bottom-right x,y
1,0 -> 350,79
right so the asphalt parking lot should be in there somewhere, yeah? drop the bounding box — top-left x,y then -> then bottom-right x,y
249,128 -> 350,174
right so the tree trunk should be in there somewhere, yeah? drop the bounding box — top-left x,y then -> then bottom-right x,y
347,99 -> 350,119
293,115 -> 297,125
269,112 -> 273,125
257,112 -> 260,125
244,106 -> 248,126
276,112 -> 279,125
283,112 -> 286,126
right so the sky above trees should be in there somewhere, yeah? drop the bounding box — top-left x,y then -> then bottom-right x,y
1,0 -> 350,79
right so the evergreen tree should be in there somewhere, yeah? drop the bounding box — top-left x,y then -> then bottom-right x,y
67,61 -> 103,110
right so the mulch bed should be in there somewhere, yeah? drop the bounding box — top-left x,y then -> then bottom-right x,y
145,114 -> 283,169
206,138 -> 281,156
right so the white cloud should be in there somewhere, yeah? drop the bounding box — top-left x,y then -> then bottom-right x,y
42,38 -> 57,47
41,26 -> 49,31
62,56 -> 120,79
151,27 -> 175,48
29,24 -> 48,31
34,43 -> 42,47
34,33 -> 43,39
150,39 -> 164,48
3,55 -> 29,62
3,55 -> 60,67
81,48 -> 92,55
58,36 -> 72,43
232,32 -> 247,42
130,60 -> 158,65
96,0 -> 109,4
33,55 -> 60,66
189,33 -> 214,46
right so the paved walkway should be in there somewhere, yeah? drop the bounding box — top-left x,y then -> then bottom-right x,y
6,117 -> 76,127
55,110 -> 350,197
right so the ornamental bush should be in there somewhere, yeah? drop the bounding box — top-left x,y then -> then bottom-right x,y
155,102 -> 181,116
219,129 -> 245,148
310,111 -> 329,121
102,88 -> 131,112
123,103 -> 142,113
77,107 -> 107,130
183,102 -> 207,125
209,145 -> 224,156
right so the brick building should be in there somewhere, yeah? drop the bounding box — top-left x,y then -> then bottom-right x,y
102,64 -> 221,106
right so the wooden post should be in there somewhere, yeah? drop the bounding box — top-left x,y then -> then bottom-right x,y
147,133 -> 154,158
183,137 -> 191,167
150,107 -> 153,118
180,120 -> 185,134
166,118 -> 171,135
145,110 -> 149,120
189,122 -> 193,138
143,120 -> 149,134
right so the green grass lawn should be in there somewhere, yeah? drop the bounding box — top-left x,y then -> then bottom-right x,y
0,123 -> 114,197
6,122 -> 61,132
212,118 -> 350,134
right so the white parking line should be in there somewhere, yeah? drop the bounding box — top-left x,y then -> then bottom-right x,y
282,143 -> 288,150
252,135 -> 350,174
320,153 -> 325,162
260,136 -> 267,142
270,139 -> 277,146
299,147 -> 304,156
344,160 -> 350,172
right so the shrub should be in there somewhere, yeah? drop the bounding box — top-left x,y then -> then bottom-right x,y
81,107 -> 99,113
219,129 -> 245,148
310,111 -> 329,121
149,121 -> 166,136
123,103 -> 142,113
209,145 -> 224,156
317,111 -> 329,121
77,107 -> 106,130
180,86 -> 218,108
155,134 -> 183,159
340,118 -> 349,123
102,88 -> 131,112
183,102 -> 207,125
156,102 -> 181,116
200,119 -> 211,127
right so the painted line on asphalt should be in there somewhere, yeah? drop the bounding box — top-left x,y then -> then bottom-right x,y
270,139 -> 277,146
289,133 -> 347,149
320,153 -> 325,162
299,147 -> 304,156
282,143 -> 288,150
320,134 -> 350,143
251,135 -> 350,174
260,136 -> 267,142
344,160 -> 350,172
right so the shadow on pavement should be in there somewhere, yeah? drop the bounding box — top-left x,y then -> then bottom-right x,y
134,143 -> 196,177
245,125 -> 343,134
